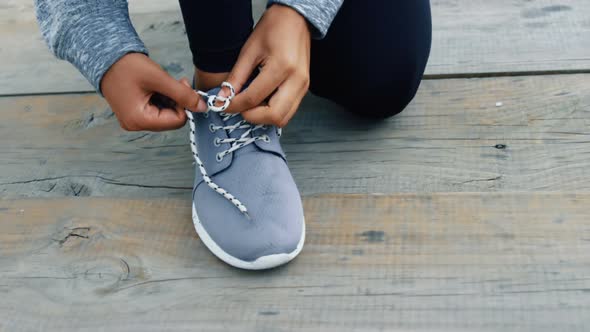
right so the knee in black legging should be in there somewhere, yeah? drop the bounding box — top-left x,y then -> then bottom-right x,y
351,69 -> 423,119
307,0 -> 432,119
314,63 -> 424,119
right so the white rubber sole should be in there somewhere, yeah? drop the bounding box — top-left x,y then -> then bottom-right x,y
192,204 -> 305,270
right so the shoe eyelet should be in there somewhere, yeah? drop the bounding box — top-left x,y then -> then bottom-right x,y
261,125 -> 267,130
209,124 -> 216,132
262,135 -> 271,143
216,153 -> 224,162
203,112 -> 209,118
213,138 -> 221,147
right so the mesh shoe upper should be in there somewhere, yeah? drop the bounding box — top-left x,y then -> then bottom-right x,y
190,87 -> 304,262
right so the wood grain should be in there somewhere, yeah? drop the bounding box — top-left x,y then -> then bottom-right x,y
427,0 -> 590,77
1,74 -> 589,198
1,0 -> 589,95
1,194 -> 589,331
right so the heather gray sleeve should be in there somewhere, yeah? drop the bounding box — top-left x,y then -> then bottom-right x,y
268,0 -> 344,39
34,0 -> 148,93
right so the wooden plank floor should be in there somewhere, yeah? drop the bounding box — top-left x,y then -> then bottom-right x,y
1,194 -> 590,331
1,74 -> 589,197
1,0 -> 589,95
1,0 -> 590,331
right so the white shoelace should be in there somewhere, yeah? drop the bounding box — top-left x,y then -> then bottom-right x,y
185,82 -> 269,219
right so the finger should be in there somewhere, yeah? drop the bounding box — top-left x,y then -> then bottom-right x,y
148,77 -> 204,116
132,103 -> 188,132
142,65 -> 205,112
225,61 -> 288,114
224,45 -> 261,96
179,77 -> 207,112
241,78 -> 303,127
179,77 -> 191,88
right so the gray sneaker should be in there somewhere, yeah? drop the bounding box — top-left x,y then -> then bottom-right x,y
185,83 -> 305,270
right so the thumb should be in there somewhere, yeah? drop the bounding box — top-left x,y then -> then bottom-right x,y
178,78 -> 208,112
143,68 -> 206,112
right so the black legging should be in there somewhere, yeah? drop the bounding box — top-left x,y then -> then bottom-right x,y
178,0 -> 432,118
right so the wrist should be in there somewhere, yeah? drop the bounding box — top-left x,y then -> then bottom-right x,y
266,3 -> 312,36
101,52 -> 149,101
266,0 -> 342,38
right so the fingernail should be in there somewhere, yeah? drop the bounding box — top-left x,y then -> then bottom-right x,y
217,87 -> 229,98
196,99 -> 207,112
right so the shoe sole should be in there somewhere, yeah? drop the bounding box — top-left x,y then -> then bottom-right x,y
192,204 -> 306,270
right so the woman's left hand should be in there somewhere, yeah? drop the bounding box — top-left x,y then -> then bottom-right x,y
222,4 -> 311,128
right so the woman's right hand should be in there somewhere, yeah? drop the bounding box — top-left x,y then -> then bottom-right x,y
101,53 -> 206,132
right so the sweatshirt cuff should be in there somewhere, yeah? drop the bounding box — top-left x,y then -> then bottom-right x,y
55,3 -> 148,94
267,0 -> 343,39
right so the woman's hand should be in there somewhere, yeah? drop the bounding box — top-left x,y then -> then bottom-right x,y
223,4 -> 311,128
101,53 -> 206,132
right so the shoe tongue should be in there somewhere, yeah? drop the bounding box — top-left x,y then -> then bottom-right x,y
205,85 -> 283,159
219,112 -> 259,155
222,113 -> 249,139
205,86 -> 252,140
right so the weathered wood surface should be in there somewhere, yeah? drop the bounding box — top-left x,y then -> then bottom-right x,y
427,0 -> 590,77
1,194 -> 589,331
2,0 -> 590,95
1,74 -> 589,198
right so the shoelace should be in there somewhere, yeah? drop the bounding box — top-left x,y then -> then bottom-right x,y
185,82 -> 270,219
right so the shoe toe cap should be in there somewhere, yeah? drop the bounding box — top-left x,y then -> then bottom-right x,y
193,152 -> 304,265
